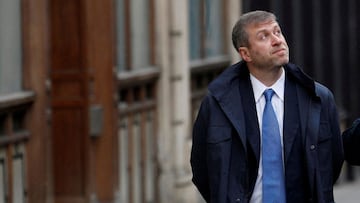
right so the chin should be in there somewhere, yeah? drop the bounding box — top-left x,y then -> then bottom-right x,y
279,58 -> 289,66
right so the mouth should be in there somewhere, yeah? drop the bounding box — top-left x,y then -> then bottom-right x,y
272,48 -> 287,55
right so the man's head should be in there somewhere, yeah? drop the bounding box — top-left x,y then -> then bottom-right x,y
232,10 -> 289,69
232,10 -> 277,50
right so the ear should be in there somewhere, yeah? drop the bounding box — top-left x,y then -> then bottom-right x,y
239,47 -> 252,62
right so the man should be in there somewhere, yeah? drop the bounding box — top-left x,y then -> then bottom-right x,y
190,10 -> 344,203
343,118 -> 360,165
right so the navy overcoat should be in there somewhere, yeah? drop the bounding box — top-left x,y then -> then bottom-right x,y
191,61 -> 344,203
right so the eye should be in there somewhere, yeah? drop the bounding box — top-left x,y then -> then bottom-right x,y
274,29 -> 282,36
258,33 -> 268,40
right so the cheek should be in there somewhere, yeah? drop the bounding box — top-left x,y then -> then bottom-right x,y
252,48 -> 269,58
248,43 -> 271,58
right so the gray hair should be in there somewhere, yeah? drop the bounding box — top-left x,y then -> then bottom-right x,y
232,10 -> 277,52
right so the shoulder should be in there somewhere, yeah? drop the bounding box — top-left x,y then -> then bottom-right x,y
314,82 -> 335,102
208,61 -> 247,96
314,82 -> 332,95
285,63 -> 334,100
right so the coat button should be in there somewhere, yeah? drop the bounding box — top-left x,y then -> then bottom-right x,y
235,198 -> 241,202
310,145 -> 316,150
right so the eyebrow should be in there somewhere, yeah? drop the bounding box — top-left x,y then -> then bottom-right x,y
255,24 -> 281,35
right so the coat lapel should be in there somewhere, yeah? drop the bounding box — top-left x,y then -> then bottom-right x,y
210,64 -> 248,153
216,80 -> 248,152
239,76 -> 260,163
283,76 -> 300,163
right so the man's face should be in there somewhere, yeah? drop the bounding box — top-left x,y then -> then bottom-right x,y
240,20 -> 289,69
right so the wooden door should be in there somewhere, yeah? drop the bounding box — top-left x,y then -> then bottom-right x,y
50,0 -> 89,202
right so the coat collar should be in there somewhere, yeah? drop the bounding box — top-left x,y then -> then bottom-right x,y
208,61 -> 317,101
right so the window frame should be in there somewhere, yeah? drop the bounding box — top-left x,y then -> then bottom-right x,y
188,0 -> 228,61
116,0 -> 156,72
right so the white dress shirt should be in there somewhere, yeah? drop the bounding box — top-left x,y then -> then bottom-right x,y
249,68 -> 285,203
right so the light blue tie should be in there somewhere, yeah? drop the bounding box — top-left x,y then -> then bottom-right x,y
262,89 -> 286,203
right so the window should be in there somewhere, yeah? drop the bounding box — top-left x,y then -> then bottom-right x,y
188,0 -> 225,60
189,1 -> 230,124
115,0 -> 159,202
0,0 -> 22,95
116,0 -> 155,72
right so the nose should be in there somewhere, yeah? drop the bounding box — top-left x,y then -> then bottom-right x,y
271,34 -> 282,46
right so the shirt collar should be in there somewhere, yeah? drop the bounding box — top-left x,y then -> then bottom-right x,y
250,68 -> 285,103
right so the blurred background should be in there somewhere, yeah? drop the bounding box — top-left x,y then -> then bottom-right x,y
0,0 -> 359,202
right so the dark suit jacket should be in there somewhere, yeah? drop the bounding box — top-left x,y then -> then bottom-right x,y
190,61 -> 344,203
343,118 -> 360,165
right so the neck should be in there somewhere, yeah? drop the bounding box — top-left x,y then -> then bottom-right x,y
248,65 -> 283,87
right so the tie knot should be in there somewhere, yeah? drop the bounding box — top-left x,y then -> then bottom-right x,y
264,89 -> 275,102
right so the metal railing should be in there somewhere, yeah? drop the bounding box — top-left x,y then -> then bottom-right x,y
0,91 -> 34,203
117,68 -> 159,203
190,56 -> 230,123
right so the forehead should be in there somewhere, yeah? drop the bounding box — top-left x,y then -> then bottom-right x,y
246,20 -> 280,33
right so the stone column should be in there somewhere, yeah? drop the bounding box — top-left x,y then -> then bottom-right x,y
227,0 -> 242,63
155,0 -> 175,202
168,0 -> 196,202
